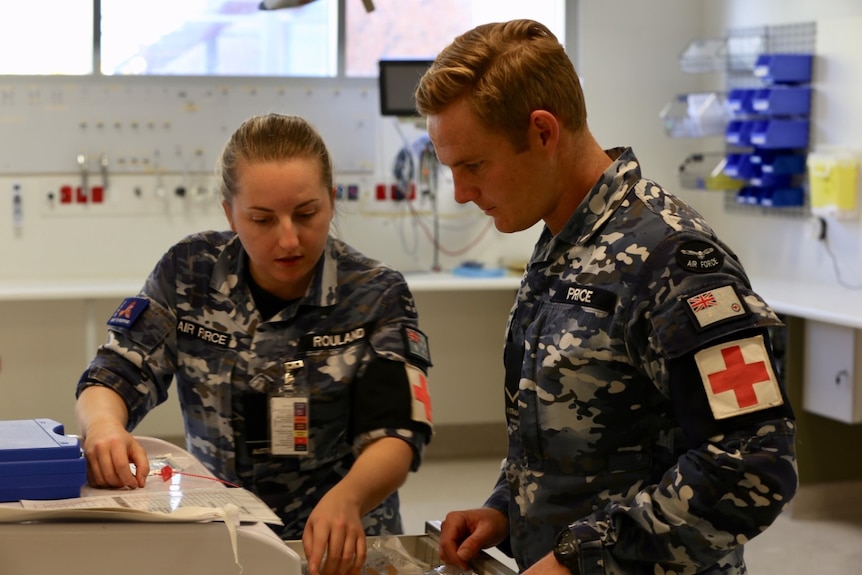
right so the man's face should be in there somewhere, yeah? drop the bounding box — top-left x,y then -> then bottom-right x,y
427,98 -> 555,234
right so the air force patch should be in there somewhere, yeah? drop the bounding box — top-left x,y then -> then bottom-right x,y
403,327 -> 431,367
677,240 -> 724,273
694,334 -> 783,420
107,297 -> 149,328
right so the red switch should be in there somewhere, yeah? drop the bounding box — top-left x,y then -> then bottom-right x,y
91,186 -> 104,203
375,184 -> 387,200
60,185 -> 73,204
76,187 -> 88,203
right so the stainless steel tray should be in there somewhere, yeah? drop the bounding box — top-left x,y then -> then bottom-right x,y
285,521 -> 516,575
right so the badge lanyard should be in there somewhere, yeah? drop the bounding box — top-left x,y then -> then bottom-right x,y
269,359 -> 311,456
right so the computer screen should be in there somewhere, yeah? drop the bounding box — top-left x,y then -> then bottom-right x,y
378,59 -> 433,117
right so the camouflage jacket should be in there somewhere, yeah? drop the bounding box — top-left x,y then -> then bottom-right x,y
485,148 -> 797,574
77,231 -> 433,538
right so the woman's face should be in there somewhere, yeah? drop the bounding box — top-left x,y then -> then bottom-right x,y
222,158 -> 334,301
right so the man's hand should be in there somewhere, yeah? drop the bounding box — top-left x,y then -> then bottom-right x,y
439,507 -> 508,570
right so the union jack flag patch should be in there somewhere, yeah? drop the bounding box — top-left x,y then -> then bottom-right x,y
685,285 -> 747,329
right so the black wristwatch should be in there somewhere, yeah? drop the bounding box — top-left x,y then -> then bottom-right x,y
553,527 -> 581,575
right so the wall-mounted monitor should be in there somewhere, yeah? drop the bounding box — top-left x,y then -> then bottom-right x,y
378,59 -> 434,117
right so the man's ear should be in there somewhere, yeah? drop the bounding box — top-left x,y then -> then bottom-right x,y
530,110 -> 560,150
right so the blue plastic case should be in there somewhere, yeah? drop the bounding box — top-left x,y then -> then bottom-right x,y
0,419 -> 87,502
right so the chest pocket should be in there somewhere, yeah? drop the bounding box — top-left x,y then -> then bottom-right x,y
516,297 -> 646,473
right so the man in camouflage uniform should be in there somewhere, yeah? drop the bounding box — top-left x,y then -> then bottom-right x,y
75,115 -> 434,574
416,20 -> 796,575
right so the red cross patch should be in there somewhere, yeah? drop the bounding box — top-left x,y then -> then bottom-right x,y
694,334 -> 784,420
406,364 -> 433,425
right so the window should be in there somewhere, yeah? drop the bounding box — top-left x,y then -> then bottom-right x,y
0,1 -> 93,75
100,0 -> 337,76
0,0 -> 564,78
346,0 -> 566,77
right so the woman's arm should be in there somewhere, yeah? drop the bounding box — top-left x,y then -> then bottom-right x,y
75,385 -> 150,488
303,437 -> 414,575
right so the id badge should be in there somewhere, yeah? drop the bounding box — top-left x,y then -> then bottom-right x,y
270,359 -> 311,457
269,395 -> 309,456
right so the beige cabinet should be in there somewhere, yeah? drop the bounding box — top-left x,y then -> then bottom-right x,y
804,320 -> 862,424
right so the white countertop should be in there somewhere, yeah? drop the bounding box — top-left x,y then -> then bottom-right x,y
1,274 -> 859,330
0,272 -> 522,301
748,276 -> 862,330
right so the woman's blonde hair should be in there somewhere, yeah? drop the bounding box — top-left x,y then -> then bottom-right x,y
217,113 -> 333,204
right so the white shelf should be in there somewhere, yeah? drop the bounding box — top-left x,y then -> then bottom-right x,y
0,273 -> 521,302
402,272 -> 521,292
750,276 -> 862,330
0,280 -> 143,301
4,276 -> 858,330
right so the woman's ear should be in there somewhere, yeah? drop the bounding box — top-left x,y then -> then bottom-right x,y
222,200 -> 237,232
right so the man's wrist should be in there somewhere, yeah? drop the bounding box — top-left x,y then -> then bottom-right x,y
553,527 -> 581,575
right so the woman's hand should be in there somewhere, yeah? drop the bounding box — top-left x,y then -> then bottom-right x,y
76,386 -> 149,488
302,437 -> 414,575
303,484 -> 367,575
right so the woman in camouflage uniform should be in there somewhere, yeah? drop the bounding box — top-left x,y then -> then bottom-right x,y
75,114 -> 434,575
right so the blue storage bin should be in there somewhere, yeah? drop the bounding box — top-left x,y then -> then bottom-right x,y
725,120 -> 755,147
750,173 -> 793,188
749,119 -> 809,149
723,153 -> 759,179
752,86 -> 811,116
753,53 -> 813,84
727,88 -> 757,116
759,187 -> 804,207
754,152 -> 807,174
736,187 -> 765,205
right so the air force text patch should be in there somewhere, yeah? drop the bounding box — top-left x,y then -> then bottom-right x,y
694,334 -> 783,420
677,240 -> 724,273
685,284 -> 748,329
550,281 -> 616,313
177,319 -> 232,347
107,297 -> 149,328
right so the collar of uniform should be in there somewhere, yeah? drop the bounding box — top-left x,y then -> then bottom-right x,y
306,235 -> 339,307
207,233 -> 341,311
209,232 -> 245,299
555,146 -> 642,247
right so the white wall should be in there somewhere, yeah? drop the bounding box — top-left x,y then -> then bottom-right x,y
36,2 -> 862,443
698,0 -> 862,287
0,1 -> 710,443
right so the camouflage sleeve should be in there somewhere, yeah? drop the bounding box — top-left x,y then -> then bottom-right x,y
568,233 -> 798,573
352,358 -> 432,471
353,279 -> 433,471
569,415 -> 797,573
76,250 -> 179,430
